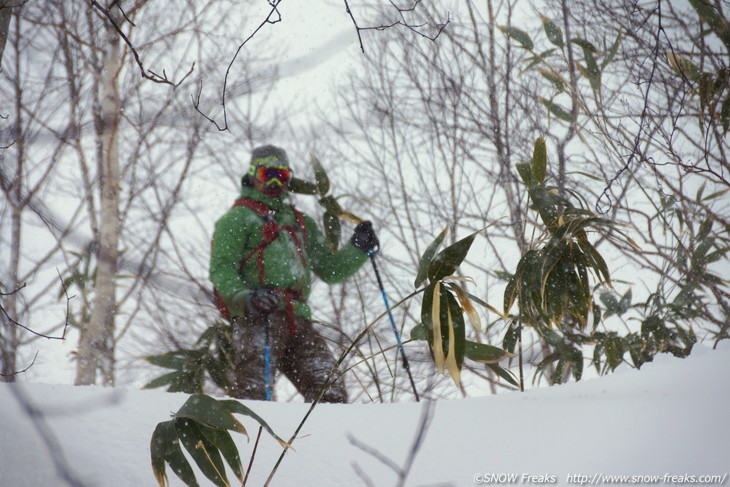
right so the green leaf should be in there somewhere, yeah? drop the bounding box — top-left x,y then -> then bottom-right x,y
581,50 -> 601,91
523,48 -> 558,70
532,137 -> 547,184
601,32 -> 622,69
537,67 -> 565,92
415,226 -> 448,288
445,290 -> 466,371
570,37 -> 598,53
288,177 -> 319,195
502,321 -> 520,354
569,348 -> 583,381
151,420 -> 199,487
689,0 -> 726,34
503,274 -> 518,315
174,394 -> 247,435
151,421 -> 171,487
498,25 -> 534,50
144,371 -> 186,390
618,288 -> 632,315
410,322 -> 429,341
146,351 -> 189,370
464,340 -> 510,363
197,425 -> 243,482
487,363 -> 519,387
697,216 -> 713,241
205,356 -> 231,391
540,97 -> 574,123
318,195 -> 344,216
516,162 -> 534,186
310,153 -> 330,196
540,15 -> 564,47
427,231 -> 479,282
175,419 -> 228,487
600,291 -> 619,317
702,188 -> 729,201
218,399 -> 289,448
323,211 -> 341,252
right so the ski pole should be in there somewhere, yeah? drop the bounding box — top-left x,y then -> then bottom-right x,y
264,312 -> 272,401
368,249 -> 420,402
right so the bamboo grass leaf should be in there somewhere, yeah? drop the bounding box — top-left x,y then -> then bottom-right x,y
532,137 -> 548,186
498,25 -> 534,50
540,15 -> 564,48
310,153 -> 330,196
431,282 -> 445,373
540,97 -> 574,123
175,419 -> 228,487
197,425 -> 244,483
174,394 -> 247,436
444,302 -> 461,386
427,231 -> 479,282
218,399 -> 289,448
415,226 -> 448,287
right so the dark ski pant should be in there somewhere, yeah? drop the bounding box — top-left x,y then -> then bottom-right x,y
228,310 -> 347,403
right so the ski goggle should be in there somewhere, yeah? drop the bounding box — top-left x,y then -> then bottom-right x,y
253,165 -> 292,186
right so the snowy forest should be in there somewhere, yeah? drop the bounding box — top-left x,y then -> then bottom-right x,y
1,0 -> 729,485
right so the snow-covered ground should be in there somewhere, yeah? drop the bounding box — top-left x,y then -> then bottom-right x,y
2,344 -> 728,487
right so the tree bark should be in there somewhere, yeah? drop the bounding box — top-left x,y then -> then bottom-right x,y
75,4 -> 122,386
0,6 -> 22,381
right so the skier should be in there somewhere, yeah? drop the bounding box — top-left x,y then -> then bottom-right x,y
209,145 -> 378,403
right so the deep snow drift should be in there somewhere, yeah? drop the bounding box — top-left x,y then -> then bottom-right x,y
1,344 -> 728,487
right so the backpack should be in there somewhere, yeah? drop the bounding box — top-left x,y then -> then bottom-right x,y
213,197 -> 309,321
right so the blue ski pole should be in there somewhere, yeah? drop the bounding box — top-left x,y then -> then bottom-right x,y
264,313 -> 272,401
368,249 -> 420,402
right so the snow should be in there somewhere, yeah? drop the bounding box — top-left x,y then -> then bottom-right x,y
2,344 -> 728,487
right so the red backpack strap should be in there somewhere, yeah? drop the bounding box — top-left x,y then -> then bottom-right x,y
229,198 -> 277,282
278,205 -> 308,268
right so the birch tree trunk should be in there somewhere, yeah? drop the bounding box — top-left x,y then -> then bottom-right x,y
1,7 -> 23,381
75,5 -> 122,386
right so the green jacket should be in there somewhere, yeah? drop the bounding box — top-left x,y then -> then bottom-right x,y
210,185 -> 368,319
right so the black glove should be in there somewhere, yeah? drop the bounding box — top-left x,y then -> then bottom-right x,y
350,220 -> 379,253
246,289 -> 279,314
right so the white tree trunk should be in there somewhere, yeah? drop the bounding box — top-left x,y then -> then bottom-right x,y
75,6 -> 122,386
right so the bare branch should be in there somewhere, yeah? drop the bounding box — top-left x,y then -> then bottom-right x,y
87,0 -> 194,87
0,351 -> 37,377
344,0 -> 450,54
596,0 -> 664,214
192,0 -> 283,132
0,274 -> 72,342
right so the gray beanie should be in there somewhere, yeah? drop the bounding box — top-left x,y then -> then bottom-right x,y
249,145 -> 289,170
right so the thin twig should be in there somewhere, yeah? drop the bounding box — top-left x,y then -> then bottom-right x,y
192,0 -> 283,132
344,0 -> 450,54
596,0 -> 664,213
0,275 -> 72,341
88,0 -> 194,87
0,351 -> 38,377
